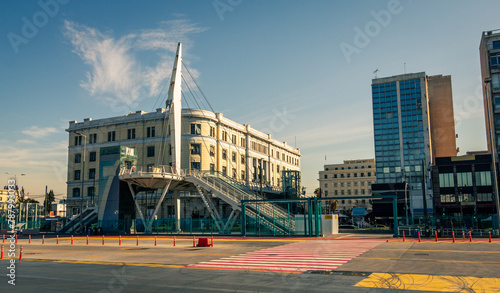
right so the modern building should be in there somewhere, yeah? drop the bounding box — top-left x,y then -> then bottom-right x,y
479,30 -> 500,229
65,109 -> 302,219
318,159 -> 376,214
431,153 -> 496,229
371,72 -> 457,218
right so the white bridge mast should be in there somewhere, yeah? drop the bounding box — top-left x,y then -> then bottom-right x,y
166,42 -> 182,174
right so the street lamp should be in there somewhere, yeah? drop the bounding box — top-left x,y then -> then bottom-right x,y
75,131 -> 87,234
405,181 -> 409,226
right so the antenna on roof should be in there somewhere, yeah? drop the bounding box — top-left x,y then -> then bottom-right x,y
404,62 -> 406,74
373,68 -> 379,78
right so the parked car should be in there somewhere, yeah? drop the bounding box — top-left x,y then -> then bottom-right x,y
372,224 -> 390,230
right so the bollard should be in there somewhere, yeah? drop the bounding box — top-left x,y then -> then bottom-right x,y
29,234 -> 31,244
56,235 -> 59,244
19,245 -> 23,260
173,236 -> 176,247
137,235 -> 139,246
42,235 -> 45,244
193,236 -> 195,247
435,231 -> 438,242
211,235 -> 214,247
71,235 -> 74,245
119,235 -> 121,246
462,231 -> 465,239
452,231 -> 455,243
402,231 -> 405,242
155,236 -> 157,247
1,245 -> 3,259
418,231 -> 421,242
489,231 -> 492,243
102,235 -> 105,246
469,231 -> 472,242
15,234 -> 17,244
86,235 -> 89,245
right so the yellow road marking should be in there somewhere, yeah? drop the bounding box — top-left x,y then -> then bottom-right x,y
373,248 -> 500,254
357,256 -> 500,264
355,273 -> 500,292
23,258 -> 185,269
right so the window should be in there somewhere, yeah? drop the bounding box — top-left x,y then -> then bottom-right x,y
75,153 -> 81,163
241,137 -> 246,147
222,166 -> 227,175
476,171 -> 492,186
191,144 -> 200,155
324,183 -> 328,188
354,173 -> 357,177
232,152 -> 236,162
107,131 -> 116,142
334,174 -> 337,178
191,124 -> 201,135
241,170 -> 245,180
360,172 -> 364,177
191,162 -> 201,170
89,133 -> 97,144
210,145 -> 215,157
210,164 -> 215,172
232,135 -> 237,144
368,172 -> 372,176
439,173 -> 454,188
127,129 -> 136,139
147,146 -> 155,157
87,186 -> 94,198
72,188 -> 80,197
89,152 -> 96,162
74,170 -> 81,180
477,193 -> 492,202
89,168 -> 96,180
222,131 -> 228,141
241,155 -> 245,164
147,126 -> 155,138
361,189 -> 365,194
74,135 -> 82,146
324,174 -> 327,179
440,194 -> 455,203
457,172 -> 472,187
210,126 -> 216,138
222,149 -> 227,160
232,168 -> 237,178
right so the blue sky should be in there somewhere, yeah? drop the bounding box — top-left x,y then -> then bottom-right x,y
0,0 -> 498,201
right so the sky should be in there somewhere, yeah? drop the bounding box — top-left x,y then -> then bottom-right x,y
0,0 -> 498,202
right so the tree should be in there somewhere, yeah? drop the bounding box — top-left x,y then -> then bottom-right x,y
329,200 -> 338,213
313,188 -> 323,198
44,189 -> 55,215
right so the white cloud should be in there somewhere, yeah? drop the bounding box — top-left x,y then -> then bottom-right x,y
22,126 -> 59,138
62,19 -> 206,110
16,139 -> 35,144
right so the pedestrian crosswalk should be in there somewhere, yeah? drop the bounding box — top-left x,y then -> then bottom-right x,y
187,239 -> 384,273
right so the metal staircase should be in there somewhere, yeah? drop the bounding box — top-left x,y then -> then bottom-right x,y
185,170 -> 294,235
57,207 -> 97,234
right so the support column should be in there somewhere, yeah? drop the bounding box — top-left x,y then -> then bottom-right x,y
174,190 -> 181,231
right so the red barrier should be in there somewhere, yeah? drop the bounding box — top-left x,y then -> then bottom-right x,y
435,231 -> 438,242
20,245 -> 23,260
137,235 -> 139,246
86,235 -> 89,245
42,235 -> 45,244
173,236 -> 176,247
1,245 -> 3,259
155,236 -> 157,247
119,235 -> 121,246
29,234 -> 31,244
402,231 -> 405,242
489,231 -> 492,243
102,235 -> 105,246
462,231 -> 465,239
193,236 -> 195,247
418,231 -> 421,242
469,231 -> 472,242
71,235 -> 74,245
211,235 -> 214,247
56,235 -> 59,244
452,231 -> 455,243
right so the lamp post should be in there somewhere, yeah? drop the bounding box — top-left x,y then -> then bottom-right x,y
75,131 -> 87,234
405,181 -> 409,226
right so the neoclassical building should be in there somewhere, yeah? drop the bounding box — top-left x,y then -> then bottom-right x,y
65,108 -> 301,218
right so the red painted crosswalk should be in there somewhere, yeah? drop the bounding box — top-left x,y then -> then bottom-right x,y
187,239 -> 383,273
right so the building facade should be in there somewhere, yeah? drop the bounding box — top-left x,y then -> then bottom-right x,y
65,108 -> 301,217
371,72 -> 457,216
431,154 -> 496,229
318,159 -> 376,214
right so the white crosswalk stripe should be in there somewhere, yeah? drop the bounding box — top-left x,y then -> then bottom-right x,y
187,239 -> 383,273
